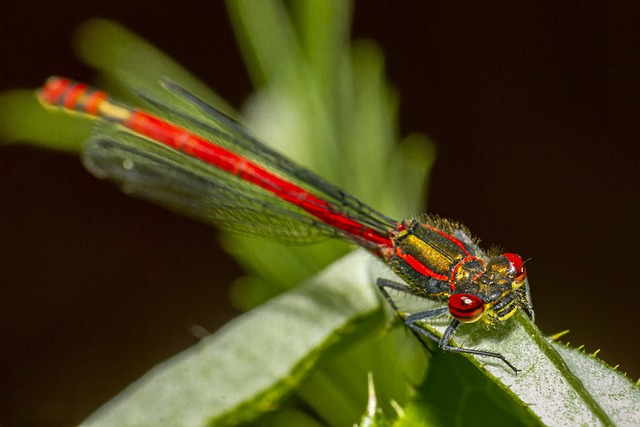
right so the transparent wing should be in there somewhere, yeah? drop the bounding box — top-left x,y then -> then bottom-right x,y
83,122 -> 341,243
130,79 -> 396,235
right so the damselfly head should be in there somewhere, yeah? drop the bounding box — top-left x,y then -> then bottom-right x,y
455,253 -> 530,325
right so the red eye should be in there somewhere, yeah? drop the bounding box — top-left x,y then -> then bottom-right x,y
448,294 -> 485,323
504,252 -> 526,282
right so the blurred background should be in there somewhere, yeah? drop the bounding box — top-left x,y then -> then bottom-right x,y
1,2 -> 638,425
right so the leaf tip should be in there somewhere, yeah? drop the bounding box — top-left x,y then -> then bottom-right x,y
366,371 -> 377,416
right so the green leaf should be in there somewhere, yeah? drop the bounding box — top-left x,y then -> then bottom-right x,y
296,323 -> 427,425
81,251 -> 383,426
226,0 -> 300,88
79,248 -> 640,426
551,342 -> 640,425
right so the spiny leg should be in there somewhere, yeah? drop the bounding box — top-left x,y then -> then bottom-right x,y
377,278 -> 449,355
376,278 -> 449,318
377,278 -> 520,374
409,315 -> 520,374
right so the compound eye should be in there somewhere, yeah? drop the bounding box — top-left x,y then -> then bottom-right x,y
503,252 -> 526,282
448,294 -> 485,323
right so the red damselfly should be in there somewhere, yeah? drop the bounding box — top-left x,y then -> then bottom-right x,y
38,76 -> 535,373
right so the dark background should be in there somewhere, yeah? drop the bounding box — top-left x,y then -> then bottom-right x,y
1,2 -> 639,425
